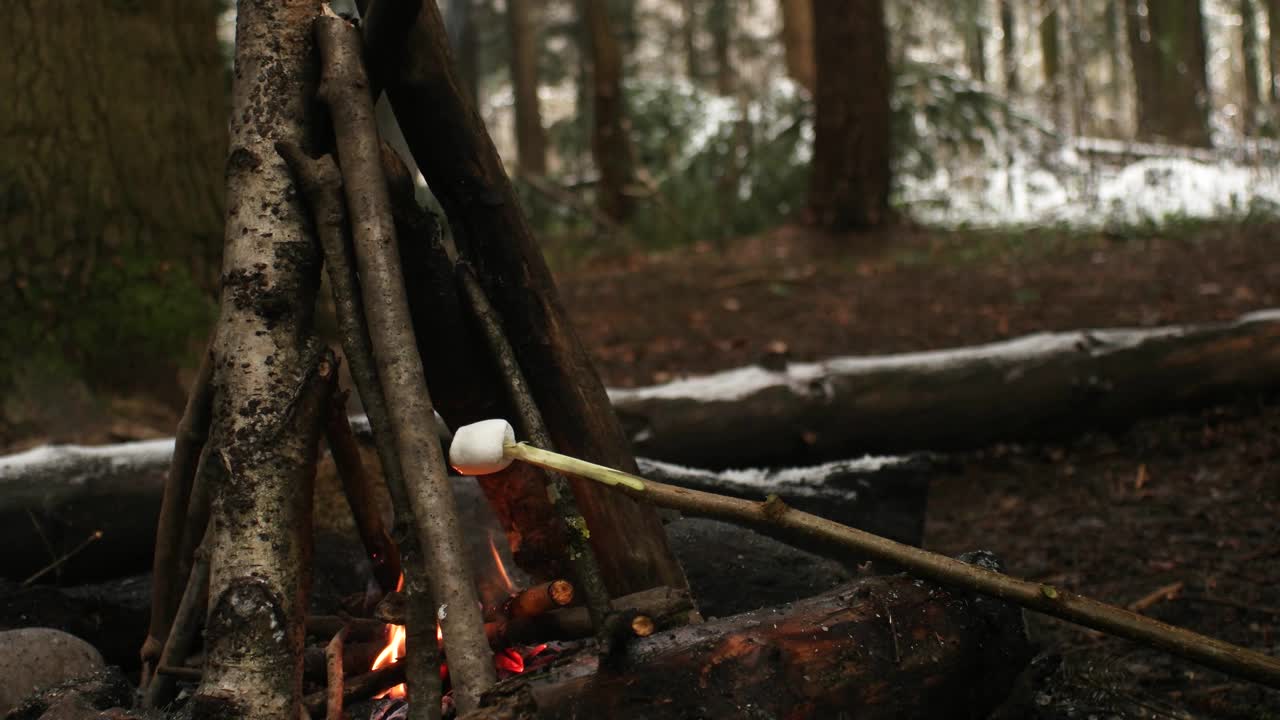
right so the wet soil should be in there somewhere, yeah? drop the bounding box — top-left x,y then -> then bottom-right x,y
555,222 -> 1280,719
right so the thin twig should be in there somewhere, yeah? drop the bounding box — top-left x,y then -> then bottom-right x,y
315,13 -> 493,712
142,343 -> 215,680
326,624 -> 350,720
457,263 -> 614,637
21,530 -> 103,586
507,445 -> 1280,691
326,388 -> 402,596
1127,581 -> 1185,613
144,536 -> 212,709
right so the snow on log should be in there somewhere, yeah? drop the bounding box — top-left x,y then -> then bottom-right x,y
637,456 -> 931,551
0,439 -> 925,583
0,440 -> 173,582
466,568 -> 1033,720
610,310 -> 1280,468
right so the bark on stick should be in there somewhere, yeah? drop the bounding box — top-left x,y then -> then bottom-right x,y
314,13 -> 495,712
277,142 -> 443,720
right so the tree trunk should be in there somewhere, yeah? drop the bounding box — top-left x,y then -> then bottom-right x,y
1066,0 -> 1091,135
447,0 -> 481,106
960,0 -> 987,83
1041,0 -> 1064,129
1105,0 -> 1127,135
682,0 -> 703,82
779,0 -> 816,92
507,0 -> 548,175
581,0 -> 637,223
1242,0 -> 1262,133
371,1 -> 689,597
0,0 -> 226,418
807,0 -> 891,232
1268,0 -> 1280,101
1001,0 -> 1019,93
710,0 -> 735,95
466,573 -> 1032,720
611,310 -> 1280,468
1125,0 -> 1212,146
191,3 -> 325,718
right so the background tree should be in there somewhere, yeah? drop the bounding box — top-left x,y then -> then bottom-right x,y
957,0 -> 987,83
1041,0 -> 1064,129
507,0 -> 548,174
779,0 -> 816,93
0,0 -> 226,437
1268,0 -> 1280,101
448,0 -> 481,105
1125,0 -> 1212,146
682,0 -> 704,82
710,0 -> 736,96
581,0 -> 637,222
1001,0 -> 1019,94
808,0 -> 891,231
1241,0 -> 1262,133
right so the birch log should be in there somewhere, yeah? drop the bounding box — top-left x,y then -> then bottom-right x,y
190,1 -> 326,717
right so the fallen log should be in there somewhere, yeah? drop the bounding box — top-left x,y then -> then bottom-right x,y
610,310 -> 1280,468
465,572 -> 1033,720
0,440 -> 173,582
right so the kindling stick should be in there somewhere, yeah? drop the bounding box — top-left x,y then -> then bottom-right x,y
449,419 -> 1280,691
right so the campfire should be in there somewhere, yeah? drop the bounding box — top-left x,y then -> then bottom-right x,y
363,542 -> 564,710
114,2 -> 1280,719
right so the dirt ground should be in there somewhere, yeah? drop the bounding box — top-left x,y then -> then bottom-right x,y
557,221 -> 1280,719
7,221 -> 1279,717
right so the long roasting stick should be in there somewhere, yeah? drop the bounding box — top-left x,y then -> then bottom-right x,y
448,421 -> 1280,691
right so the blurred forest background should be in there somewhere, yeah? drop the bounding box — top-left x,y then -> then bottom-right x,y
3,0 -> 1280,449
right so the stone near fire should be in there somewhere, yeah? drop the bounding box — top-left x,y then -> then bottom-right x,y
0,628 -> 106,715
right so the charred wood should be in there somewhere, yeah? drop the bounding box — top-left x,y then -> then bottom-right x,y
464,573 -> 1032,720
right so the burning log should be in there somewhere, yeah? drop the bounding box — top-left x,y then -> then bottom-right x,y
610,310 -> 1280,468
463,573 -> 1033,720
497,581 -> 575,623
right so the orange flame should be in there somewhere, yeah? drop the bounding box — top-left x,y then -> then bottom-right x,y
374,575 -> 408,699
489,534 -> 515,595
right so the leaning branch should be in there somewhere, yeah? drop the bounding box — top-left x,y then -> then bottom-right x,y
314,13 -> 494,712
142,343 -> 215,679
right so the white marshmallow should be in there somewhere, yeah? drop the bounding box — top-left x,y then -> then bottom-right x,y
449,419 -> 516,475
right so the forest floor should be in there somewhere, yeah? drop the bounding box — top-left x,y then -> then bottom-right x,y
8,221 -> 1280,717
559,220 -> 1280,720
